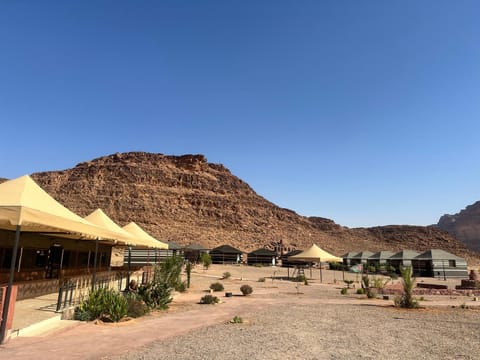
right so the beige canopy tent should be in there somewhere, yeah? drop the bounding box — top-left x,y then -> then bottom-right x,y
288,244 -> 342,283
84,209 -> 157,248
0,175 -> 128,343
122,222 -> 168,249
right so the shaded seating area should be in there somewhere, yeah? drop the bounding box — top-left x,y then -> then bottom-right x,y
412,249 -> 468,279
247,248 -> 276,266
209,245 -> 242,264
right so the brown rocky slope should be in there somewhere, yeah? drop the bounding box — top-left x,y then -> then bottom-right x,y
438,202 -> 480,252
24,152 -> 478,262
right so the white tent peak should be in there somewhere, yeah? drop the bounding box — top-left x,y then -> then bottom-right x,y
123,222 -> 168,249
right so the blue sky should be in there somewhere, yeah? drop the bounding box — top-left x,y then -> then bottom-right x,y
1,1 -> 479,227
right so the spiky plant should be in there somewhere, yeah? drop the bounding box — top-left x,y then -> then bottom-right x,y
395,266 -> 419,309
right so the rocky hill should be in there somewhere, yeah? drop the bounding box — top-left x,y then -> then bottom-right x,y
438,202 -> 480,252
21,152 -> 478,262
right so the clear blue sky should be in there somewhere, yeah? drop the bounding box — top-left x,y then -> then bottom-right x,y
1,1 -> 479,227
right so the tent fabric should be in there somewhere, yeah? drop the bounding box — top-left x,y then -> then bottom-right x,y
122,222 -> 168,249
351,251 -> 374,260
84,209 -> 155,248
288,244 -> 342,262
210,245 -> 243,254
0,175 -> 123,242
368,251 -> 395,261
183,243 -> 209,251
248,248 -> 276,256
414,249 -> 464,261
389,250 -> 420,260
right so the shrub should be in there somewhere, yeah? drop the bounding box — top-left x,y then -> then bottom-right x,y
368,265 -> 377,273
175,281 -> 187,293
231,315 -> 243,323
344,280 -> 354,288
186,261 -> 192,288
258,277 -> 266,282
296,275 -> 306,283
138,281 -> 172,310
210,282 -> 224,291
222,272 -> 231,280
394,266 -> 419,309
240,284 -> 253,296
125,293 -> 149,318
158,256 -> 183,290
78,288 -> 128,322
340,288 -> 348,295
356,288 -> 365,295
201,253 -> 212,269
200,294 -> 219,304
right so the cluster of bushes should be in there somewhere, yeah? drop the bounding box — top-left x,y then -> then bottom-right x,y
76,256 -> 186,322
200,284 -> 253,304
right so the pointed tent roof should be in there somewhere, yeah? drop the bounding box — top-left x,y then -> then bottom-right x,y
122,222 -> 168,249
351,251 -> 374,260
389,250 -> 420,260
341,251 -> 360,259
210,244 -> 243,254
288,244 -> 342,262
0,175 -> 123,242
183,243 -> 209,251
414,249 -> 464,261
369,251 -> 395,261
248,248 -> 276,256
166,241 -> 182,250
84,209 -> 154,248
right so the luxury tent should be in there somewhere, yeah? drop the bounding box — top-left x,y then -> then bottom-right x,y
387,250 -> 420,271
247,248 -> 276,266
349,251 -> 374,266
0,175 -> 128,343
281,249 -> 306,268
412,249 -> 468,279
288,244 -> 342,282
182,243 -> 210,263
341,252 -> 359,267
367,251 -> 395,267
210,245 -> 242,264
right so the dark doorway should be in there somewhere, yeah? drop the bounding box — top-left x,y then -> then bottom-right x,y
46,245 -> 63,279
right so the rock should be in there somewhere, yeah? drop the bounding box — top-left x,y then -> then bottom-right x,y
438,201 -> 480,251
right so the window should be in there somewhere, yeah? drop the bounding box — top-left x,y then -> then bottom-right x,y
448,260 -> 456,267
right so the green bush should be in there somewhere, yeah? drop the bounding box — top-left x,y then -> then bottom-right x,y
78,288 -> 128,322
296,275 -> 306,283
258,277 -> 266,282
200,294 -> 219,304
340,288 -> 348,295
356,288 -> 365,295
125,293 -> 149,318
201,253 -> 212,269
344,280 -> 354,288
138,281 -> 172,310
222,272 -> 231,279
230,315 -> 243,323
175,281 -> 187,293
240,284 -> 253,296
157,256 -> 184,290
210,282 -> 224,291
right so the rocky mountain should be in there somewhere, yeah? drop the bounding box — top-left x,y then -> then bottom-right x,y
438,202 -> 480,252
18,152 -> 478,262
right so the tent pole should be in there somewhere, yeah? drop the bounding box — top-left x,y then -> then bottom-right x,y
319,258 -> 323,283
91,238 -> 99,292
125,245 -> 132,291
1,225 -> 21,344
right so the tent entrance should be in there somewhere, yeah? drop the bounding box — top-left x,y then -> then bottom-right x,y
46,245 -> 64,279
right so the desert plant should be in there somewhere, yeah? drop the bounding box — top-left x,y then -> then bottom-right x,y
157,255 -> 183,290
138,281 -> 172,310
361,275 -> 376,298
200,294 -> 219,304
210,282 -> 224,292
296,275 -> 306,283
78,288 -> 128,322
344,280 -> 354,288
176,281 -> 187,293
240,284 -> 253,296
186,261 -> 192,288
258,277 -> 266,282
231,315 -> 243,323
356,288 -> 365,295
222,271 -> 231,280
340,288 -> 348,295
200,253 -> 212,269
125,292 -> 149,318
394,266 -> 418,309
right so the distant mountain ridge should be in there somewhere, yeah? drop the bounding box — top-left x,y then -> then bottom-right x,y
438,201 -> 480,252
3,152 -> 477,261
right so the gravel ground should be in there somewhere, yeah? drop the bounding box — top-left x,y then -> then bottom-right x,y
109,299 -> 480,360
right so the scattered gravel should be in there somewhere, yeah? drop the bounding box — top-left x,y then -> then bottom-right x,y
111,302 -> 480,360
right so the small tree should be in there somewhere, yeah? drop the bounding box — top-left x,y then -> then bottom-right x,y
395,266 -> 418,309
200,252 -> 212,269
186,261 -> 192,288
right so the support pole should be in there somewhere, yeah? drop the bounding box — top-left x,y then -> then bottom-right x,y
91,238 -> 99,292
125,245 -> 132,291
319,258 -> 323,283
0,226 -> 21,344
